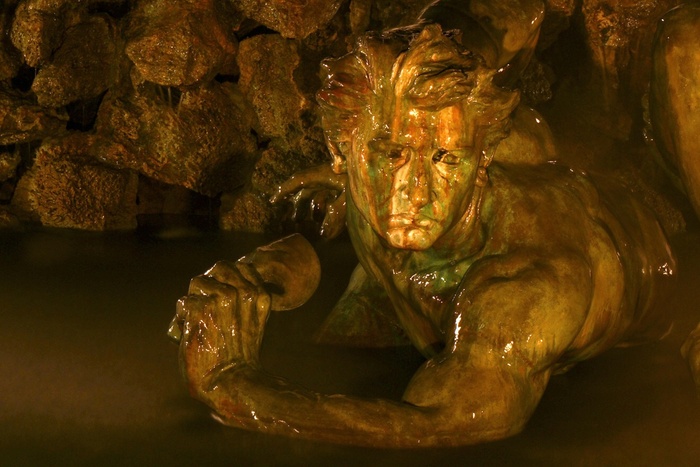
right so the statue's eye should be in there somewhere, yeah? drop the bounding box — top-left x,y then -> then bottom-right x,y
368,139 -> 408,166
432,149 -> 461,165
368,139 -> 392,153
388,148 -> 404,160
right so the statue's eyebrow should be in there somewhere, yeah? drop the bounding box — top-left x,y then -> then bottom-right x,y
442,146 -> 473,151
369,129 -> 392,141
368,137 -> 400,149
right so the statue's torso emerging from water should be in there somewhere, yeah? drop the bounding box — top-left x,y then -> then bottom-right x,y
169,1 -> 700,447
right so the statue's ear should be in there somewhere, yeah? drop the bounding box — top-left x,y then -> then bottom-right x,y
327,139 -> 348,174
480,145 -> 497,168
479,114 -> 514,168
475,147 -> 495,187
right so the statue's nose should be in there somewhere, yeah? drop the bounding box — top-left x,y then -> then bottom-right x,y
403,154 -> 430,207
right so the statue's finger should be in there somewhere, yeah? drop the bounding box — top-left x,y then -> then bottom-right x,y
270,173 -> 306,204
235,260 -> 265,288
236,260 -> 272,324
169,294 -> 217,344
206,260 -> 244,286
168,295 -> 211,343
309,190 -> 329,222
321,192 -> 347,239
189,274 -> 237,296
290,188 -> 314,220
167,313 -> 183,344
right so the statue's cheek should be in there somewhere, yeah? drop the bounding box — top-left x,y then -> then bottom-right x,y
345,164 -> 392,231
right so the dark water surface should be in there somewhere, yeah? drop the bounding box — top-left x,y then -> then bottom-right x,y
1,227 -> 699,466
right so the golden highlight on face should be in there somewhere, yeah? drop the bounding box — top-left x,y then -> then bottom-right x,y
318,24 -> 519,250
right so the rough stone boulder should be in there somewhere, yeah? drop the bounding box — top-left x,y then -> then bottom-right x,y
0,6 -> 21,80
237,34 -> 307,142
219,190 -> 275,233
32,15 -> 118,108
220,140 -> 330,233
222,146 -> 300,231
92,82 -> 258,196
224,34 -> 336,234
234,0 -> 343,39
125,0 -> 239,88
0,46 -> 19,82
370,0 -> 433,29
0,149 -> 21,182
12,136 -> 138,230
236,33 -> 328,157
0,82 -> 68,145
250,145 -> 309,195
0,207 -> 21,228
10,0 -> 84,67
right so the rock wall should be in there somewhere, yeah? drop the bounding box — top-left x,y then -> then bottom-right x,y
0,0 -> 687,232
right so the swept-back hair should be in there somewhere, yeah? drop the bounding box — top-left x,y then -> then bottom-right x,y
317,24 -> 519,170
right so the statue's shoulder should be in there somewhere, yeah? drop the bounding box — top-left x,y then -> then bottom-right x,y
488,161 -> 599,200
484,162 -> 603,243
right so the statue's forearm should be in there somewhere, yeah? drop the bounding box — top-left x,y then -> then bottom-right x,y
196,365 -> 437,447
193,364 -> 523,448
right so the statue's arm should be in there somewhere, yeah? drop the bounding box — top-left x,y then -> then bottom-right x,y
402,251 -> 592,440
181,311 -> 547,447
177,248 -> 589,447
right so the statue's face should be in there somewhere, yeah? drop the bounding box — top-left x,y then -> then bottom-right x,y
346,101 -> 483,250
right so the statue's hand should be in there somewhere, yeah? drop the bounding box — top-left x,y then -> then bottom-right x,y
270,164 -> 347,239
175,259 -> 272,392
168,234 -> 321,393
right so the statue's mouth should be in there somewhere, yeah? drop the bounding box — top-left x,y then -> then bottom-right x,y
389,214 -> 435,228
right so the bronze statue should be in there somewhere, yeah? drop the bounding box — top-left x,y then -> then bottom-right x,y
169,0 -> 699,447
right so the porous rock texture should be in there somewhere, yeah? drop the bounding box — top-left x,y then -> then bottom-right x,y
0,81 -> 68,145
32,14 -> 119,108
234,0 -> 344,39
92,81 -> 258,196
12,136 -> 138,230
125,0 -> 239,88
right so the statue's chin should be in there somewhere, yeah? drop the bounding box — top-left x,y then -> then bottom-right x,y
386,227 -> 435,251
